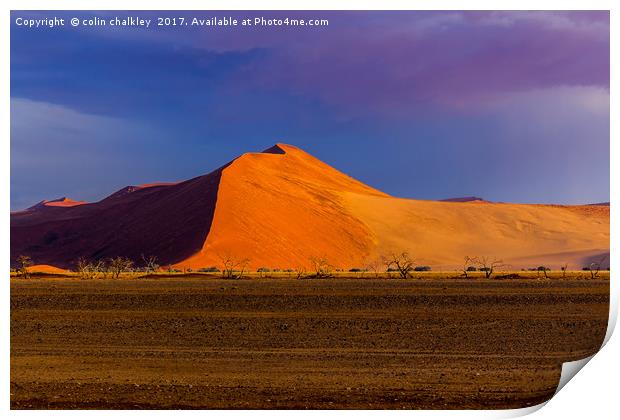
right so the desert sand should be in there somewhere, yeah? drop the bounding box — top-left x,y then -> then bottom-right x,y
27,197 -> 87,210
25,265 -> 70,275
11,143 -> 609,270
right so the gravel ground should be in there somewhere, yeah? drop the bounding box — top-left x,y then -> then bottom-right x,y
10,276 -> 609,409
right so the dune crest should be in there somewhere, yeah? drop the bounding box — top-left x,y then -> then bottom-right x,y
11,144 -> 609,270
27,197 -> 87,210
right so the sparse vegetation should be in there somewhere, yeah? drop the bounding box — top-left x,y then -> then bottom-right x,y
309,256 -> 333,278
16,255 -> 33,279
585,256 -> 608,279
294,266 -> 307,280
365,259 -> 383,278
108,257 -> 134,279
257,267 -> 271,278
384,252 -> 416,279
462,256 -> 477,278
477,256 -> 505,279
11,252 -> 611,282
219,253 -> 250,279
141,254 -> 160,273
76,257 -> 100,279
536,266 -> 551,279
463,256 -> 505,279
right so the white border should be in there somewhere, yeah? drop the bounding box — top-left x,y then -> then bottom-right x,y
2,1 -> 616,419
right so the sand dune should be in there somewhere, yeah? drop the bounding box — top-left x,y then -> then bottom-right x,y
11,143 -> 609,270
344,193 -> 608,269
27,197 -> 87,210
23,264 -> 70,274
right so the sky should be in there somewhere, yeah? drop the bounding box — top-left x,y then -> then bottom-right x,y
10,11 -> 610,210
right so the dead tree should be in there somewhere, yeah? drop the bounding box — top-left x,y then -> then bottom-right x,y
462,256 -> 478,278
294,265 -> 307,280
141,254 -> 160,273
477,256 -> 505,279
219,253 -> 250,279
560,263 -> 568,279
108,257 -> 133,279
16,255 -> 33,279
76,257 -> 97,279
588,256 -> 607,279
76,258 -> 112,279
309,256 -> 333,278
98,260 -> 112,279
384,252 -> 416,279
537,266 -> 550,279
365,259 -> 382,278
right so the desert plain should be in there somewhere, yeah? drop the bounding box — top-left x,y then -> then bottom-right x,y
11,272 -> 609,409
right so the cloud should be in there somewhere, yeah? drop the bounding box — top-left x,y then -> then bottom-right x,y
11,11 -> 609,121
9,12 -> 610,206
214,11 -> 609,117
10,98 -> 167,210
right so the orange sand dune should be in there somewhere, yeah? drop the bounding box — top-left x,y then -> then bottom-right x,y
344,193 -> 608,269
26,264 -> 70,274
11,143 -> 609,271
28,197 -> 87,210
181,144 -> 386,269
179,144 -> 609,270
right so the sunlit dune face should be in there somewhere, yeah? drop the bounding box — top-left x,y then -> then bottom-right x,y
22,264 -> 68,274
41,198 -> 87,208
178,144 -> 609,271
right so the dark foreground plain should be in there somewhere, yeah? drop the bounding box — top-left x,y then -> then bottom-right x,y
11,276 -> 609,409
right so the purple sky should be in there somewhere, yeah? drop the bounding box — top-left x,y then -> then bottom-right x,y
11,11 -> 610,210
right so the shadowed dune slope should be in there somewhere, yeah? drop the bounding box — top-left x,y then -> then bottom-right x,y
11,170 -> 223,268
11,143 -> 609,270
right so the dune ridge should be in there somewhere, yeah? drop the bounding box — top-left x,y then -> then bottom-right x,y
11,143 -> 609,270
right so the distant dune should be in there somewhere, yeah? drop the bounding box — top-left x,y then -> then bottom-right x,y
11,144 -> 609,270
25,264 -> 70,274
27,197 -> 88,210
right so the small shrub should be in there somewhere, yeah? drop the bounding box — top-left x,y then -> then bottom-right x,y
414,265 -> 432,272
197,266 -> 219,273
